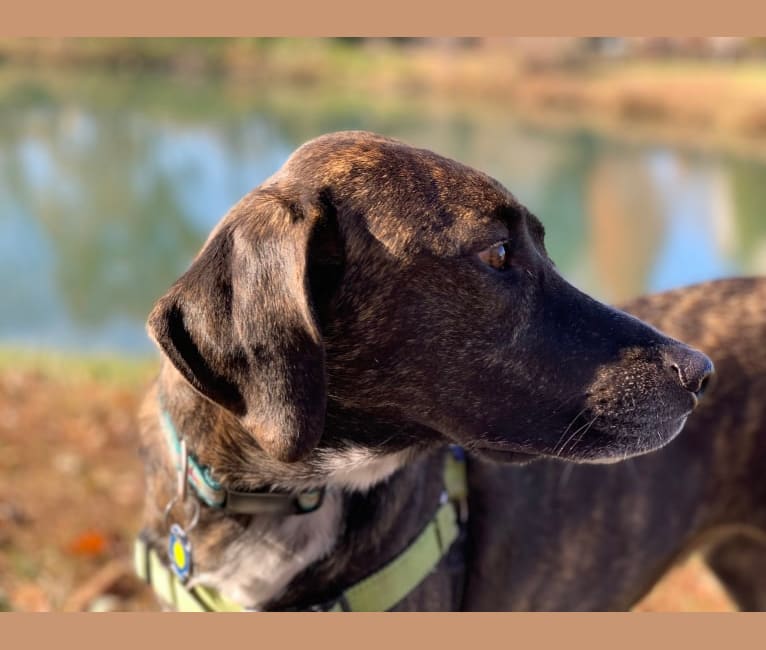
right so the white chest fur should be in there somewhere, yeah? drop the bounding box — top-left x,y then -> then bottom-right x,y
189,490 -> 343,609
190,447 -> 410,609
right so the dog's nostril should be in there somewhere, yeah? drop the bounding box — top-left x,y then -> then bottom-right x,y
665,348 -> 714,400
669,362 -> 683,384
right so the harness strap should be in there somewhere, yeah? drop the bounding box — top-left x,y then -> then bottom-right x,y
330,497 -> 460,611
134,446 -> 468,612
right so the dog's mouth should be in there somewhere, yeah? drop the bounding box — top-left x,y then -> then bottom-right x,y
474,411 -> 692,465
473,449 -> 541,465
574,413 -> 692,464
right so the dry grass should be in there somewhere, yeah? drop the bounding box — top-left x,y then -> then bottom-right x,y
0,358 -> 159,611
636,556 -> 734,612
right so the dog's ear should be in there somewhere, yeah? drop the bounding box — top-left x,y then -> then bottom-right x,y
147,185 -> 342,462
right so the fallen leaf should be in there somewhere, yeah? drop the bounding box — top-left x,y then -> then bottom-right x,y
67,530 -> 108,557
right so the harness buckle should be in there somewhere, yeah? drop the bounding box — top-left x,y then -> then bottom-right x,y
445,445 -> 469,524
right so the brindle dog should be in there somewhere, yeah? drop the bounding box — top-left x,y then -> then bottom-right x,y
138,131 -> 764,611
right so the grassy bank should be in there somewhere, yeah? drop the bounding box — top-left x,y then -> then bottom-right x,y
3,39 -> 766,157
0,347 -> 157,387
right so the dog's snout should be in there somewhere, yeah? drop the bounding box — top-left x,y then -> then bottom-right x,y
664,346 -> 714,400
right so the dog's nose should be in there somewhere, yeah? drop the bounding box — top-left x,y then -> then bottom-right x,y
664,346 -> 714,400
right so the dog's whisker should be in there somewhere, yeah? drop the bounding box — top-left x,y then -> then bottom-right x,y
564,416 -> 599,456
559,415 -> 599,457
553,407 -> 589,456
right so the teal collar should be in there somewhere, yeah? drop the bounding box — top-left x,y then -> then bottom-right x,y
159,407 -> 325,516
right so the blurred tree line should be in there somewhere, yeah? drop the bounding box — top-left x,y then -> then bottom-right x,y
2,38 -> 766,76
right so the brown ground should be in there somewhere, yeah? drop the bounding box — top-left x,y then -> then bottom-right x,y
0,363 -> 735,612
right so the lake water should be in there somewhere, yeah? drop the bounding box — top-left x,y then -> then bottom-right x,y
2,68 -> 765,356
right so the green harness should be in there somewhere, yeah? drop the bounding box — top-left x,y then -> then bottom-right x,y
134,411 -> 468,612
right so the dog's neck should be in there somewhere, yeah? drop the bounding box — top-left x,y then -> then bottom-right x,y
268,449 -> 454,610
188,487 -> 345,608
186,452 -> 449,610
141,370 -> 453,610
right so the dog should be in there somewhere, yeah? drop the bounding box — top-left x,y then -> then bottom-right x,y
136,131 -> 764,611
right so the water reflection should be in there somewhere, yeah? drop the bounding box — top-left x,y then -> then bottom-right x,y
586,149 -> 665,302
1,69 -> 764,354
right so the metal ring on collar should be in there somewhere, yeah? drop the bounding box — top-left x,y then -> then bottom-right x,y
163,494 -> 200,532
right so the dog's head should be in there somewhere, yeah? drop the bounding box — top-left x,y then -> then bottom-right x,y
148,131 -> 712,472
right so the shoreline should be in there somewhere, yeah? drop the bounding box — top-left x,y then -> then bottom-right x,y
3,39 -> 766,160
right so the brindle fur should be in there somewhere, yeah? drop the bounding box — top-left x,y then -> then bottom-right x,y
138,132 -> 766,611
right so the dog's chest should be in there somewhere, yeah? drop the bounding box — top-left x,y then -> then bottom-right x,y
190,491 -> 343,609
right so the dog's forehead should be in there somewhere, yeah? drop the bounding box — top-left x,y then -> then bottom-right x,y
286,132 -> 521,256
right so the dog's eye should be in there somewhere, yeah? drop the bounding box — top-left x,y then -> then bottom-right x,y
478,241 -> 509,270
